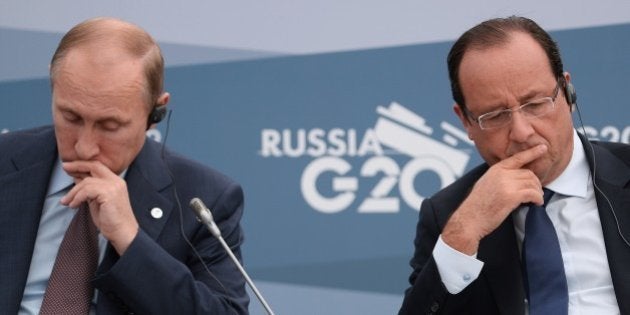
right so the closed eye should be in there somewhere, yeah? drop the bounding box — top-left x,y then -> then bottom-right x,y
100,120 -> 122,132
61,110 -> 81,124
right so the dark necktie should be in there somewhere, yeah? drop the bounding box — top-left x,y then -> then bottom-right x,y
522,188 -> 568,315
40,203 -> 99,315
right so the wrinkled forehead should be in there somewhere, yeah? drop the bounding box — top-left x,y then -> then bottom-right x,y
53,46 -> 151,104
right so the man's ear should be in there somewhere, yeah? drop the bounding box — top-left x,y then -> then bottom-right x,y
157,92 -> 170,106
563,72 -> 572,85
146,92 -> 171,129
562,72 -> 577,111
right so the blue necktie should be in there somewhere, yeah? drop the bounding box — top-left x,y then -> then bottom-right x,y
522,188 -> 568,315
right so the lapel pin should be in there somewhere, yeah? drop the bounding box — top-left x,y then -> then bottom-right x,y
150,207 -> 163,219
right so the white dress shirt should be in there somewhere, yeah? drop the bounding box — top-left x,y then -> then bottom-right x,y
433,130 -> 620,314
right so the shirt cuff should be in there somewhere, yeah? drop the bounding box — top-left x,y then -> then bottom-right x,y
433,235 -> 484,294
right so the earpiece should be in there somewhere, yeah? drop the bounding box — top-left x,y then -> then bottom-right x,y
564,81 -> 577,107
148,104 -> 167,126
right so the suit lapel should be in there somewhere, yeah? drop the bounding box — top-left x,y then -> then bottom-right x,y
478,216 -> 526,315
594,180 -> 630,314
583,137 -> 630,314
126,168 -> 173,240
0,129 -> 56,313
97,139 -> 174,271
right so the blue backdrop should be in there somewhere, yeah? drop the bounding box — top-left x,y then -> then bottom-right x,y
2,3 -> 630,313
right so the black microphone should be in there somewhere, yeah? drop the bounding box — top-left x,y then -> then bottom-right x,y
189,198 -> 276,315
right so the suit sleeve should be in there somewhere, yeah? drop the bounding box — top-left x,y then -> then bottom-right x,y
399,197 -> 453,315
92,182 -> 248,315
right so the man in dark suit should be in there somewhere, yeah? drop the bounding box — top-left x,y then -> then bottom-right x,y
0,18 -> 248,314
399,16 -> 630,314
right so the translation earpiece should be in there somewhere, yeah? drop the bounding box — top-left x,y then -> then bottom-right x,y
148,105 -> 167,126
564,81 -> 577,107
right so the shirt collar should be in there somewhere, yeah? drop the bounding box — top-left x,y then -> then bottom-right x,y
46,157 -> 74,196
546,129 -> 590,198
46,158 -> 130,196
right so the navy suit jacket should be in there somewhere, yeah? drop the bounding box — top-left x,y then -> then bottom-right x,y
399,134 -> 630,315
0,126 -> 249,314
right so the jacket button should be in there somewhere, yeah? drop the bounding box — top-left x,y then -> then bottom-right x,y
430,302 -> 440,312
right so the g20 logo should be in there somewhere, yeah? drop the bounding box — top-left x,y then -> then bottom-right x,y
301,155 -> 457,213
582,125 -> 630,143
261,103 -> 475,213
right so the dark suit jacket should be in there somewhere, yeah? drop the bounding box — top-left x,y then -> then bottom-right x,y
0,126 -> 249,314
399,134 -> 630,314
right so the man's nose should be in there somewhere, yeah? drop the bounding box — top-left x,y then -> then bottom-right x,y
508,111 -> 535,142
74,128 -> 99,160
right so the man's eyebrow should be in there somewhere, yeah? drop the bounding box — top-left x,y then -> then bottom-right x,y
518,88 -> 547,104
55,103 -> 77,114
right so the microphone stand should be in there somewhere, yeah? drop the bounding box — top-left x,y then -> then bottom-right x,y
190,198 -> 275,315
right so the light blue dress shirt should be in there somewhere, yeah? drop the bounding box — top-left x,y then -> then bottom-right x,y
19,158 -> 109,315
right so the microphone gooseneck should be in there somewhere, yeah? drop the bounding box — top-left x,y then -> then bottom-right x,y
189,198 -> 276,315
190,198 -> 222,238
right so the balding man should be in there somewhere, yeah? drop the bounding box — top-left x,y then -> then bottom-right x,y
0,17 -> 248,314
